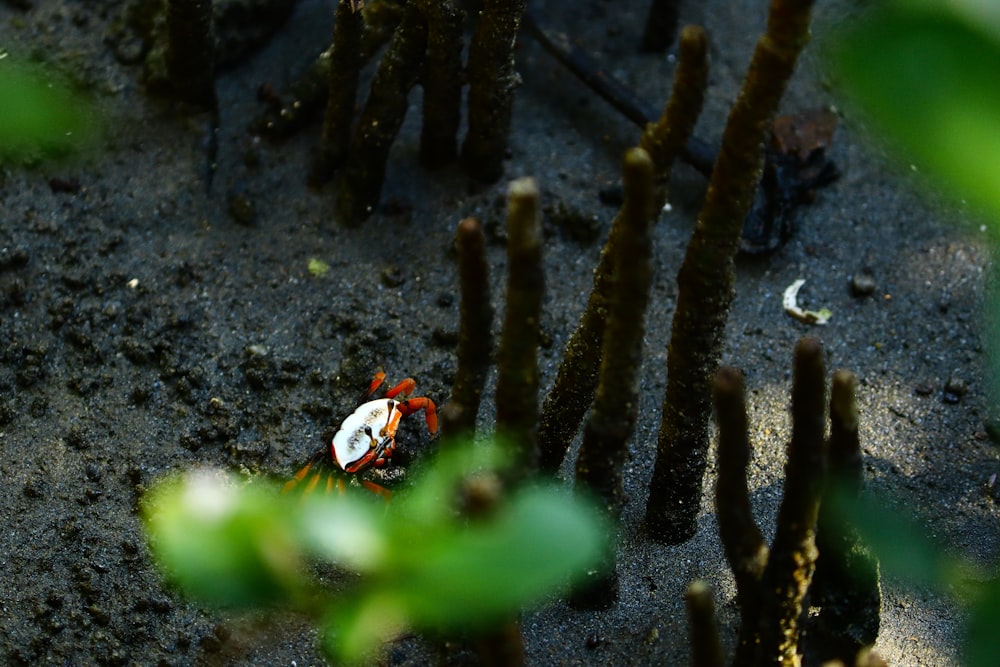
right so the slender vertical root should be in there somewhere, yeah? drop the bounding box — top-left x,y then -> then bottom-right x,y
254,2 -> 404,142
495,178 -> 543,483
360,0 -> 408,55
827,370 -> 862,491
536,217 -> 618,473
641,25 -> 708,212
462,0 -> 526,183
336,7 -> 428,225
808,369 -> 881,663
254,48 -> 333,141
166,0 -> 216,109
685,580 -> 725,667
311,0 -> 365,186
644,0 -> 817,545
713,366 -> 768,666
751,337 -> 827,667
413,0 -> 465,168
537,23 -> 704,473
459,464 -> 526,667
641,0 -> 683,53
441,218 -> 494,443
571,147 -> 655,609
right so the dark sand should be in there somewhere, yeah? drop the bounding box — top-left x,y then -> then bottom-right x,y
1,0 -> 996,664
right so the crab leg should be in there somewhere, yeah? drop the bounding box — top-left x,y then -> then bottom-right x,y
361,480 -> 394,501
282,449 -> 327,494
398,396 -> 438,435
366,370 -> 387,397
383,377 -> 416,399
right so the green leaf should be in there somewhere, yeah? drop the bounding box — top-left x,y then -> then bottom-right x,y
0,59 -> 98,162
307,258 -> 330,277
393,439 -> 511,531
391,486 -> 606,629
829,488 -> 968,591
296,493 -> 389,572
834,1 -> 1000,222
143,470 -> 304,608
323,592 -> 410,665
966,577 -> 1000,667
144,442 -> 606,663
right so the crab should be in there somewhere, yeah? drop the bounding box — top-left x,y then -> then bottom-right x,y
282,371 -> 438,498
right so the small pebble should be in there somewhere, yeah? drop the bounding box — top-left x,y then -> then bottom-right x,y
850,270 -> 876,297
381,265 -> 405,287
0,244 -> 30,271
226,185 -> 256,225
49,177 -> 81,194
942,376 -> 967,404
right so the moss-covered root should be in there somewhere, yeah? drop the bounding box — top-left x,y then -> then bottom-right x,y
640,0 -> 682,53
536,29 -> 703,475
641,25 -> 708,213
575,148 -> 655,511
807,369 -> 881,664
457,470 -> 526,667
336,7 -> 428,226
412,0 -> 465,169
253,48 -> 333,140
310,0 -> 365,186
571,148 -> 654,609
440,218 -> 494,443
254,2 -> 403,142
165,0 -> 216,108
361,0 -> 408,55
712,366 -> 768,666
495,178 -> 543,483
685,580 -> 725,667
461,0 -> 526,183
643,0 -> 817,545
535,209 -> 619,473
750,336 -> 827,667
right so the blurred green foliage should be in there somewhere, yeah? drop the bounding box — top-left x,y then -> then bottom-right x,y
143,442 -> 606,663
835,4 -> 1000,665
0,56 -> 99,163
834,0 -> 1000,223
832,490 -> 999,667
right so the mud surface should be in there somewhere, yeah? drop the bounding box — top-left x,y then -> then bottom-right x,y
1,0 -> 997,665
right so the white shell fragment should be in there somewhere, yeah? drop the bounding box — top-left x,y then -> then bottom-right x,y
782,278 -> 832,325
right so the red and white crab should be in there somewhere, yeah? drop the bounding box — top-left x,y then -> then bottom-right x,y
283,371 -> 438,498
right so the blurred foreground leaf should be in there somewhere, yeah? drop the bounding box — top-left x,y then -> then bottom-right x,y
144,441 -> 605,663
0,58 -> 99,162
834,0 -> 1000,222
832,488 -> 1000,667
829,488 -> 965,589
967,576 -> 1000,667
144,469 -> 305,608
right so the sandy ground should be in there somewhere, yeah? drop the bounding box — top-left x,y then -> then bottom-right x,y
1,0 -> 997,665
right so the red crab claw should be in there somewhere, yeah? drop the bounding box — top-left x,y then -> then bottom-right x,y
397,396 -> 438,435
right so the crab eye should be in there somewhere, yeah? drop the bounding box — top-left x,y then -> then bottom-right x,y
363,425 -> 376,448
